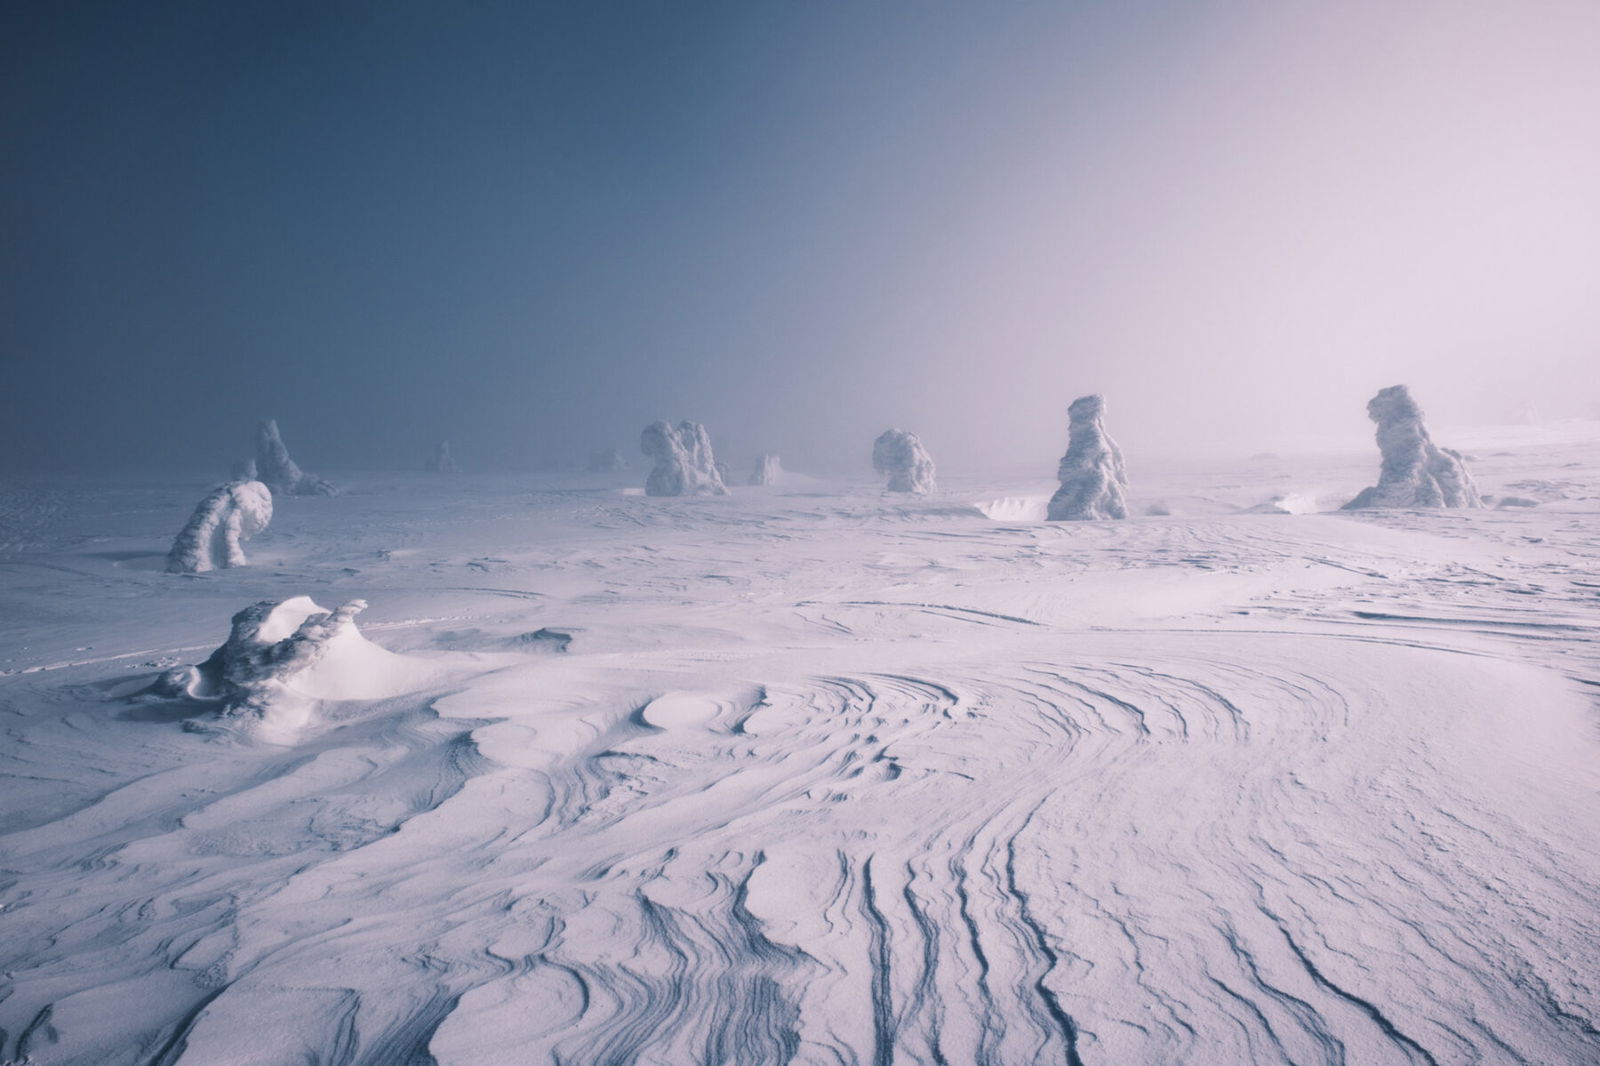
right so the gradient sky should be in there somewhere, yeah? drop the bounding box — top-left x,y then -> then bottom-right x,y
5,1 -> 1599,475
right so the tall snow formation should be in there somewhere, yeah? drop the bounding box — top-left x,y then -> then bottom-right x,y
872,429 -> 936,494
1047,394 -> 1129,521
255,419 -> 338,496
641,421 -> 729,496
426,440 -> 457,473
155,597 -> 398,741
749,453 -> 782,486
1344,385 -> 1484,510
166,480 -> 273,574
589,447 -> 627,473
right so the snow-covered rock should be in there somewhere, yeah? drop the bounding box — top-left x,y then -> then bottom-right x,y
1343,385 -> 1483,510
426,440 -> 457,473
255,419 -> 337,496
589,447 -> 627,473
873,429 -> 936,494
155,597 -> 433,742
749,453 -> 782,486
1047,394 -> 1129,521
641,421 -> 729,497
165,480 -> 273,574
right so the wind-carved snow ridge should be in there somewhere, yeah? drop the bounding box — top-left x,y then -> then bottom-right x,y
1048,394 -> 1128,521
1344,385 -> 1483,510
155,597 -> 430,742
165,480 -> 273,574
749,453 -> 782,486
873,429 -> 936,494
589,447 -> 628,473
641,421 -> 729,496
426,440 -> 458,473
255,419 -> 338,497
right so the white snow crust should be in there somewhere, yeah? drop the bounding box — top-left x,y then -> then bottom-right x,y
873,428 -> 936,493
641,420 -> 729,496
3,424 -> 1600,1065
1047,393 -> 1129,520
165,480 -> 272,574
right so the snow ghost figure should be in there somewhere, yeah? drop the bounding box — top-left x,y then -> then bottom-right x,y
155,597 -> 376,741
1343,385 -> 1483,510
255,419 -> 338,496
640,421 -> 729,496
231,458 -> 258,481
1047,394 -> 1129,521
749,453 -> 782,486
589,447 -> 627,473
425,440 -> 457,473
872,429 -> 936,494
166,480 -> 274,574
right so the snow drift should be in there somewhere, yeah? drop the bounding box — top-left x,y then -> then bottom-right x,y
255,419 -> 337,497
155,597 -> 435,742
641,421 -> 729,496
165,480 -> 273,574
873,429 -> 936,494
1344,385 -> 1483,509
1048,394 -> 1129,521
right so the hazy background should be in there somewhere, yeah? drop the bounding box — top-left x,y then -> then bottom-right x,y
5,0 -> 1599,476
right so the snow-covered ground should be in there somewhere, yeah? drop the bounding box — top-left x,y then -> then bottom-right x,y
2,426 -> 1598,1065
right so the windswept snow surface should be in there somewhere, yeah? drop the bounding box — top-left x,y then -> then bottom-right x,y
2,428 -> 1600,1065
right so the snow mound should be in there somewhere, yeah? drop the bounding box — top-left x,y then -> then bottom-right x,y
1048,394 -> 1128,520
589,447 -> 628,473
748,453 -> 782,486
972,495 -> 1050,522
255,419 -> 338,497
165,480 -> 273,573
1343,385 -> 1482,510
156,597 -> 437,742
425,440 -> 457,473
873,429 -> 936,494
641,421 -> 729,496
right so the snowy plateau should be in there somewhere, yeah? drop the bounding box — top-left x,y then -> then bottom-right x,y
2,424 -> 1599,1066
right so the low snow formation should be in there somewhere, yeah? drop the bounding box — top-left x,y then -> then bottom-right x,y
1048,394 -> 1128,521
873,429 -> 936,494
165,480 -> 273,574
255,419 -> 338,496
589,447 -> 627,473
1343,385 -> 1483,510
426,440 -> 457,473
156,597 -> 428,741
641,421 -> 729,496
749,453 -> 782,486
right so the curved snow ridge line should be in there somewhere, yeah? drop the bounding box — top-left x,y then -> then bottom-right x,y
795,599 -> 1047,627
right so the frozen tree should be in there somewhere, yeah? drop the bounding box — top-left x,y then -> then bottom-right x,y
872,429 -> 936,494
589,447 -> 627,473
640,421 -> 729,496
1343,385 -> 1483,510
1047,394 -> 1129,521
425,440 -> 457,473
749,453 -> 782,486
166,480 -> 274,574
255,419 -> 337,496
155,597 -> 370,739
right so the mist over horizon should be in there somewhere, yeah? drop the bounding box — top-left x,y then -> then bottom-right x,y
5,1 -> 1599,478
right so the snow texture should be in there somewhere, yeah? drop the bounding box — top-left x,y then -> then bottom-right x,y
1047,394 -> 1129,520
588,447 -> 627,473
425,440 -> 457,473
873,429 -> 936,493
164,480 -> 273,574
641,420 -> 729,496
255,419 -> 337,497
749,453 -> 782,486
1344,385 -> 1483,509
